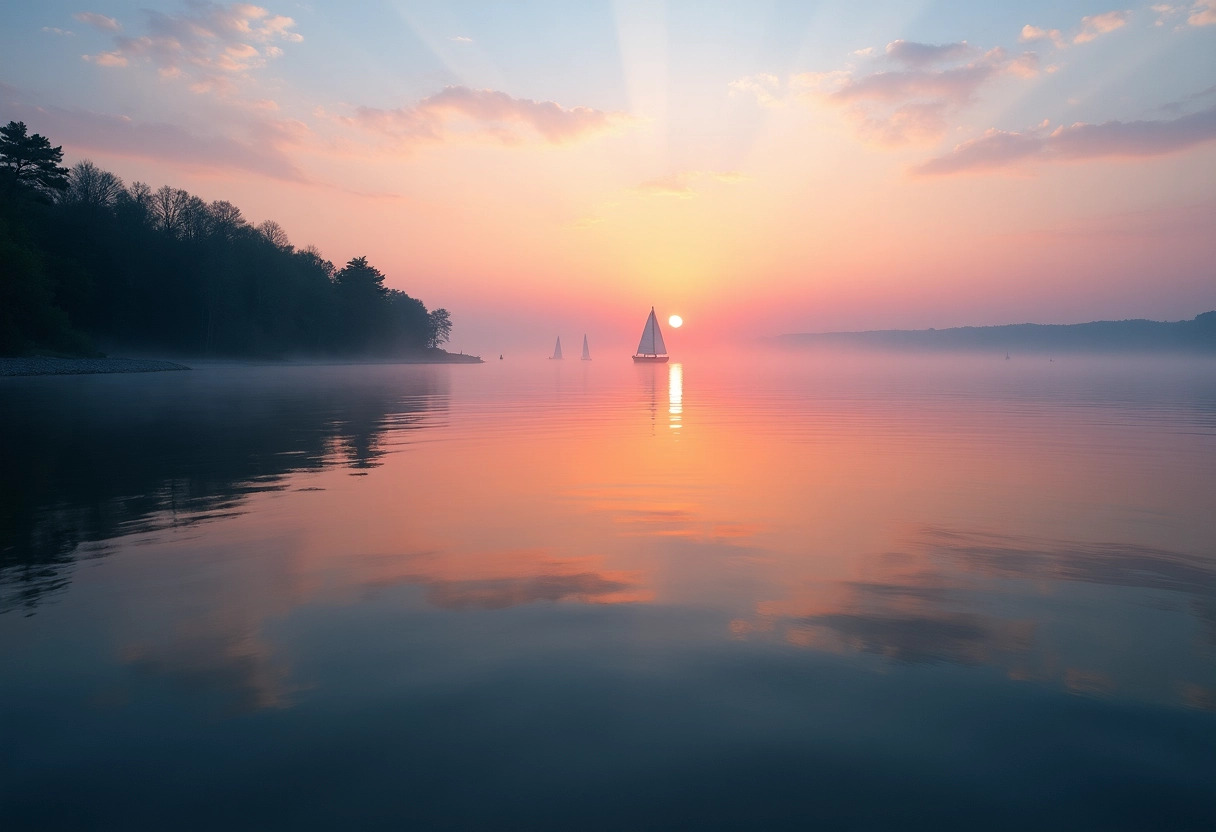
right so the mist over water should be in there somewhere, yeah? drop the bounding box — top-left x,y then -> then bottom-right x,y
2,351 -> 1214,830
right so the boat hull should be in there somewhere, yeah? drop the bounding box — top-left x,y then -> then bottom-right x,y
632,355 -> 670,363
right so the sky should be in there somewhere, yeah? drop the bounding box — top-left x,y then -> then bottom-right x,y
2,0 -> 1214,355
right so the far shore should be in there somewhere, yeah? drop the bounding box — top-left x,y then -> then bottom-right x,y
1,351 -> 483,377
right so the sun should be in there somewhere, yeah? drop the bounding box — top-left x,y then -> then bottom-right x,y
668,315 -> 683,328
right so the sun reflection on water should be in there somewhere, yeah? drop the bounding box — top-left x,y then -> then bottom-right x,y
668,363 -> 683,430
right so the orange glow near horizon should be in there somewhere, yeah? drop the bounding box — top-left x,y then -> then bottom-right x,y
18,2 -> 1214,355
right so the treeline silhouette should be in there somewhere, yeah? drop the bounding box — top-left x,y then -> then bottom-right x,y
777,313 -> 1216,354
0,121 -> 455,358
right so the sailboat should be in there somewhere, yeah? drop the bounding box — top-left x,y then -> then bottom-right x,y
632,307 -> 669,363
581,334 -> 591,361
550,337 -> 563,360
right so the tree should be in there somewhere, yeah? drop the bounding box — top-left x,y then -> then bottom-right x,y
387,290 -> 430,351
207,200 -> 246,240
0,121 -> 70,196
427,308 -> 452,348
150,185 -> 192,236
334,256 -> 391,351
335,256 -> 387,297
62,160 -> 125,209
257,219 -> 291,249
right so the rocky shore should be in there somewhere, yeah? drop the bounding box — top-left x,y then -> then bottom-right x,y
0,357 -> 192,377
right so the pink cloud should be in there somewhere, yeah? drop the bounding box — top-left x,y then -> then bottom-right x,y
1019,24 -> 1066,49
830,62 -> 999,105
632,170 -> 745,198
734,42 -> 1039,145
84,51 -> 129,67
1073,10 -> 1130,43
347,86 -> 627,145
728,73 -> 783,107
912,105 -> 1216,175
80,2 -> 301,97
817,47 -> 1040,145
1189,0 -> 1216,25
884,39 -> 976,67
0,81 -> 306,182
74,12 -> 121,32
730,44 -> 1042,145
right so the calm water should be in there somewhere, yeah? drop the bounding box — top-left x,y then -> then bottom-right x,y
2,353 -> 1215,831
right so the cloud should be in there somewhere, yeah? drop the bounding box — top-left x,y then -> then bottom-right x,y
1023,10 -> 1132,47
0,83 -> 307,182
1073,10 -> 1130,43
346,85 -> 627,146
1188,0 -> 1216,25
816,47 -> 1039,145
913,104 -> 1216,174
80,2 -> 302,97
450,35 -> 473,43
84,51 -> 129,67
1019,24 -> 1066,48
42,26 -> 75,36
1152,3 -> 1183,25
728,73 -> 783,107
74,11 -> 121,32
734,44 -> 1039,145
1151,1 -> 1216,26
632,169 -> 745,198
885,39 -> 976,67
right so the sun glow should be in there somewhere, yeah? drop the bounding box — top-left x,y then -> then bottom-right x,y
668,315 -> 683,328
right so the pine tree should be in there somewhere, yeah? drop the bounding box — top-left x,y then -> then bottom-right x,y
0,121 -> 70,197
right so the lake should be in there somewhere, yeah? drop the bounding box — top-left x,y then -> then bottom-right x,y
2,352 -> 1214,830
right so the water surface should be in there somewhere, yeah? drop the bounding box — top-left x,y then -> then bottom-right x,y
2,353 -> 1214,830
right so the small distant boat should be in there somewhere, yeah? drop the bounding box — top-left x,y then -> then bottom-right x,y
581,334 -> 591,361
550,337 -> 563,360
632,307 -> 669,363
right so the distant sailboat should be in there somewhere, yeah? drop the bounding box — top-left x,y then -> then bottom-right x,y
632,307 -> 669,363
581,334 -> 591,361
550,337 -> 563,360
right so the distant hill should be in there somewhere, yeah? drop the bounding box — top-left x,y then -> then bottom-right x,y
777,312 -> 1216,354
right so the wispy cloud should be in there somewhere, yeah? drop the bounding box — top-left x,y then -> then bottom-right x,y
728,73 -> 784,107
633,170 -> 746,198
1153,1 -> 1216,26
42,26 -> 75,37
1021,9 -> 1132,49
74,11 -> 121,32
1073,10 -> 1130,43
0,80 -> 307,181
1190,0 -> 1216,25
450,35 -> 473,43
884,39 -> 976,67
913,105 -> 1216,175
733,40 -> 1039,145
1019,24 -> 1066,49
80,2 -> 302,97
805,46 -> 1039,145
344,85 -> 628,146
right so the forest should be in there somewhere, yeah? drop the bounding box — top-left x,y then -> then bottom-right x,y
0,121 -> 455,359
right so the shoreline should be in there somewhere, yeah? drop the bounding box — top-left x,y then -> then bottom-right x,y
0,357 -> 192,377
1,352 -> 483,377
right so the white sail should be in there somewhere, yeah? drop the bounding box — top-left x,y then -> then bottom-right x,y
581,334 -> 591,360
552,337 -> 562,359
635,308 -> 667,356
